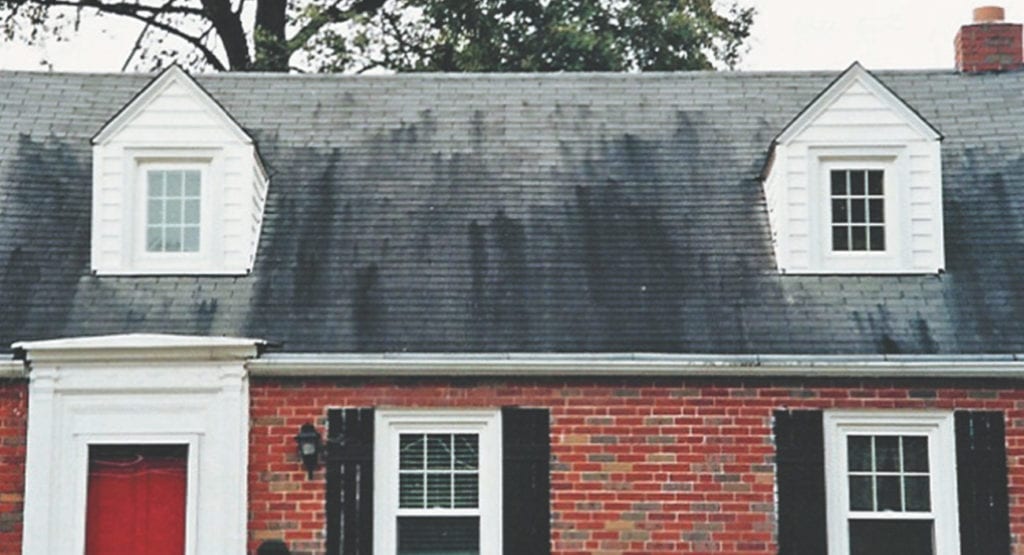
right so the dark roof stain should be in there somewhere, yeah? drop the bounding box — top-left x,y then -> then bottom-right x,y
2,69 -> 1024,355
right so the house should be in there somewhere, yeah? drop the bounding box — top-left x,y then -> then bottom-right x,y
1,5 -> 1024,555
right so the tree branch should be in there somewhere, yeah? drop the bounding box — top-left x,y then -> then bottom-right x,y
199,0 -> 249,69
285,0 -> 385,54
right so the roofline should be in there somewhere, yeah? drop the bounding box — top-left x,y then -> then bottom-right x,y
247,353 -> 1024,379
0,360 -> 26,379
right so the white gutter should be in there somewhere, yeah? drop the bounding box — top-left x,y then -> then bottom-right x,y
247,353 -> 1024,379
0,360 -> 27,379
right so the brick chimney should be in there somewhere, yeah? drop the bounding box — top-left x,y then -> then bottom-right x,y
955,6 -> 1023,72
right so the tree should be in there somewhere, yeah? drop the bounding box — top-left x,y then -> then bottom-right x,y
0,0 -> 754,72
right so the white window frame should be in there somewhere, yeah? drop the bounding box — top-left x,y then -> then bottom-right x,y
823,411 -> 960,555
807,146 -> 913,274
374,409 -> 502,555
119,147 -> 225,275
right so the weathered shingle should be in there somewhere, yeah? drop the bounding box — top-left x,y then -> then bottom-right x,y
1,69 -> 1023,354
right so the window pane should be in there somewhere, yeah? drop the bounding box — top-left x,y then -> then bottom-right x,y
184,200 -> 200,225
849,520 -> 934,555
427,474 -> 451,508
904,476 -> 931,511
868,170 -> 884,195
183,227 -> 200,252
850,199 -> 866,223
850,171 -> 866,195
849,476 -> 874,511
400,474 -> 424,509
453,435 -> 478,470
831,170 -> 847,195
427,435 -> 452,470
164,227 -> 182,252
453,474 -> 478,509
848,436 -> 872,472
903,437 -> 929,472
397,517 -> 479,555
833,226 -> 849,251
147,200 -> 163,227
875,437 -> 899,471
876,476 -> 901,511
165,171 -> 182,196
165,200 -> 182,224
851,226 -> 867,251
147,171 -> 164,197
401,435 -> 425,470
146,226 -> 163,252
184,171 -> 201,197
869,226 -> 885,251
868,199 -> 884,223
832,199 -> 848,224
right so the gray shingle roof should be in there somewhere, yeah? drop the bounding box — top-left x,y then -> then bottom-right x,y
1,69 -> 1023,354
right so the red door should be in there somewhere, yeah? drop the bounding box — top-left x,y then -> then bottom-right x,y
85,445 -> 188,555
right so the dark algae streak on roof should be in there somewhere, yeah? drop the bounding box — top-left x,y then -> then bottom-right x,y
1,70 -> 1024,354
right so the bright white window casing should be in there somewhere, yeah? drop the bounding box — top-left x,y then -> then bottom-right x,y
812,152 -> 907,273
824,411 -> 960,555
374,410 -> 502,555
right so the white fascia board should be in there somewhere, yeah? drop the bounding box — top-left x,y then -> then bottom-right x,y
91,64 -> 253,146
774,62 -> 941,146
247,353 -> 1024,379
14,333 -> 265,363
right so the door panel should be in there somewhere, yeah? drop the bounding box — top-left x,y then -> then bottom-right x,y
85,445 -> 188,555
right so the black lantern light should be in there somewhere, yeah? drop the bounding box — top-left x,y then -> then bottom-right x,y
294,423 -> 322,479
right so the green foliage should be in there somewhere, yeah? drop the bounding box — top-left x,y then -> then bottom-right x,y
315,0 -> 755,72
0,0 -> 753,72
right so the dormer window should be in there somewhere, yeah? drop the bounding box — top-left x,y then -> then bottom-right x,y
761,63 -> 944,275
90,65 -> 268,276
145,167 -> 202,253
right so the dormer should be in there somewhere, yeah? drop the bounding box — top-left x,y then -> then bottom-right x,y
91,65 -> 268,275
761,63 -> 944,275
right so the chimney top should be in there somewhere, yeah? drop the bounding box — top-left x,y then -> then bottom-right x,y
974,6 -> 1006,23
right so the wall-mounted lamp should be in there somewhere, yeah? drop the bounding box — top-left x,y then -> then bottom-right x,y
294,423 -> 322,479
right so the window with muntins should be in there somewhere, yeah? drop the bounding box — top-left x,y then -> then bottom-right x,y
397,433 -> 481,553
831,169 -> 885,252
146,169 -> 201,253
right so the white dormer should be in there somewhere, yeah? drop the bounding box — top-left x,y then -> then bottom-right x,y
91,65 -> 268,275
762,63 -> 944,275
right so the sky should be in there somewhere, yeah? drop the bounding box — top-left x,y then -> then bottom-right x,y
0,0 -> 1018,73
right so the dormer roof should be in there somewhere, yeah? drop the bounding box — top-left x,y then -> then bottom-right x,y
91,64 -> 256,147
773,62 -> 942,147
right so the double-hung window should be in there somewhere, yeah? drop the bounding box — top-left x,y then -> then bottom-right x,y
375,410 -> 502,555
824,412 -> 959,555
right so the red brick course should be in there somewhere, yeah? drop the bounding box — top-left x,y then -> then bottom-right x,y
0,380 -> 26,555
248,377 -> 1024,555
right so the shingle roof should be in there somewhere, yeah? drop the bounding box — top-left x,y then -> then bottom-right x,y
1,69 -> 1023,355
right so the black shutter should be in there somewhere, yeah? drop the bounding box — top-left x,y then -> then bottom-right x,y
326,408 -> 375,555
955,411 -> 1010,555
502,407 -> 551,555
774,410 -> 827,555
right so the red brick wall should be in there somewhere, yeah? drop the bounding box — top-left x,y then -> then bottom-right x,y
248,377 -> 1024,555
0,380 -> 27,555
